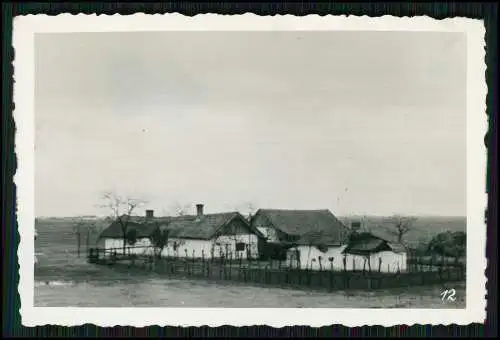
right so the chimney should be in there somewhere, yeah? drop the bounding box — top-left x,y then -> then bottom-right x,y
351,221 -> 361,233
196,204 -> 204,218
145,209 -> 154,219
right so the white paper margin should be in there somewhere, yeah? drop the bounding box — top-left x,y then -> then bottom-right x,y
13,13 -> 488,327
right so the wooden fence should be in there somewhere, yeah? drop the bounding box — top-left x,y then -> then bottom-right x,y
88,247 -> 465,292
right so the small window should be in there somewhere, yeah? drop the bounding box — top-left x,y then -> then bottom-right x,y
236,242 -> 245,252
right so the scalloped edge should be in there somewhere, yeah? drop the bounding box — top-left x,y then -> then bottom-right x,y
12,13 -> 487,327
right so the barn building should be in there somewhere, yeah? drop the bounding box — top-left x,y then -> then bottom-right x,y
251,209 -> 350,260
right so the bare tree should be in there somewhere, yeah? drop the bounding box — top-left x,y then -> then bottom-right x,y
99,192 -> 146,255
384,215 -> 416,244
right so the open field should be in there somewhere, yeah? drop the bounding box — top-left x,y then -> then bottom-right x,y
35,241 -> 466,308
34,217 -> 466,308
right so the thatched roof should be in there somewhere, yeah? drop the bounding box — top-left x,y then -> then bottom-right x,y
99,212 -> 265,241
98,220 -> 159,239
164,212 -> 264,240
254,209 -> 350,246
342,232 -> 406,255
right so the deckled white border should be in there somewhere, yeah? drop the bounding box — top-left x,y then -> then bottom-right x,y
14,14 -> 487,327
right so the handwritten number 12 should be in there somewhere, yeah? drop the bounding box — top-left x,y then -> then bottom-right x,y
440,289 -> 457,302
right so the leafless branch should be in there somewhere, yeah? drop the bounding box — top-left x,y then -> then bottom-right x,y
98,191 -> 147,254
382,215 -> 417,244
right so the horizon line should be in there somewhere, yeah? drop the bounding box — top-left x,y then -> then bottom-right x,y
34,213 -> 468,219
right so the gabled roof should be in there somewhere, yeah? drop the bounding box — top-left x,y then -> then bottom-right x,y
387,242 -> 408,253
165,212 -> 265,240
254,209 -> 350,245
342,232 -> 406,255
99,212 -> 265,241
98,219 -> 159,239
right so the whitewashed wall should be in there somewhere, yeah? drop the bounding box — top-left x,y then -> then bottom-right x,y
102,233 -> 260,259
103,237 -> 154,255
286,245 -> 408,273
161,234 -> 259,259
286,245 -> 346,270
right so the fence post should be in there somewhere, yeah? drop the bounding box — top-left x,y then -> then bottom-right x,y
191,250 -> 195,276
238,257 -> 242,281
329,258 -> 334,291
209,256 -> 213,278
201,250 -> 205,277
229,252 -> 233,280
192,250 -> 196,276
344,270 -> 349,289
219,256 -> 224,280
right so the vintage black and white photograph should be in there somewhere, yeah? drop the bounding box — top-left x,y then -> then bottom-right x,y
15,14 -> 486,327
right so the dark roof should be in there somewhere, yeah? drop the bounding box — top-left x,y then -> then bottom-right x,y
254,209 -> 349,245
165,212 -> 264,240
342,232 -> 404,255
99,212 -> 264,241
98,220 -> 159,239
387,243 -> 407,253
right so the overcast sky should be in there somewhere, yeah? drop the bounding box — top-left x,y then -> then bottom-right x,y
35,31 -> 466,217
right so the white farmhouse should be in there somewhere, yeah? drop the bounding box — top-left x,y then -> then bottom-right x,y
97,204 -> 265,260
288,230 -> 408,273
97,218 -> 158,256
161,204 -> 265,260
